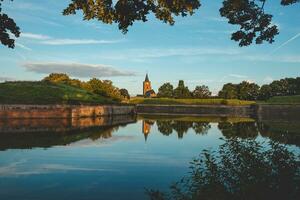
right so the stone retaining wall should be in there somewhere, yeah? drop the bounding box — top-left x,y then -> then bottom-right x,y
0,105 -> 135,119
136,104 -> 254,117
255,104 -> 300,120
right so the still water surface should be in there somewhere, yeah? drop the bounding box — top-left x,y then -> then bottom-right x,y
0,115 -> 299,200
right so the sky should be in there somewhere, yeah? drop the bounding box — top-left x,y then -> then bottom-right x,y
0,0 -> 299,95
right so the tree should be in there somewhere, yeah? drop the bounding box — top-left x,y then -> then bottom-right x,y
219,83 -> 238,99
157,82 -> 174,98
157,120 -> 173,136
192,85 -> 211,98
43,73 -> 70,83
237,81 -> 260,100
119,88 -> 130,99
1,1 -> 300,48
63,0 -> 300,47
0,0 -> 20,48
86,78 -> 123,100
173,80 -> 191,98
259,84 -> 272,100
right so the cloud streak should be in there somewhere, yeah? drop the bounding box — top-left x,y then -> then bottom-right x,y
15,43 -> 32,51
270,32 -> 300,54
0,76 -> 15,82
22,62 -> 135,78
20,32 -> 121,45
21,32 -> 50,40
40,39 -> 119,45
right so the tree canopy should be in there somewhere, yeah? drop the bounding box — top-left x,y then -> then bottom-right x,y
63,0 -> 300,46
0,0 -> 20,48
1,0 -> 299,48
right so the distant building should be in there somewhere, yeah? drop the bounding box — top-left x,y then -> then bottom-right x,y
143,73 -> 156,98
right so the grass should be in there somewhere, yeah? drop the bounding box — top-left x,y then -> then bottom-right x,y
0,81 -> 117,105
261,95 -> 300,104
130,97 -> 255,106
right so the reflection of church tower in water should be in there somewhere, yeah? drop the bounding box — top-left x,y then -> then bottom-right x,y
143,73 -> 156,98
142,120 -> 155,142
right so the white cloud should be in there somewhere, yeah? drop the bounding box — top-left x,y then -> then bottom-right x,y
263,76 -> 274,83
270,32 -> 300,54
0,76 -> 15,82
22,62 -> 135,78
94,47 -> 241,62
40,39 -> 120,45
21,33 -> 50,40
20,32 -> 121,45
15,43 -> 32,51
228,74 -> 248,79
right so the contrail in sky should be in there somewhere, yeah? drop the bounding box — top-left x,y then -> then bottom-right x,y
269,32 -> 300,55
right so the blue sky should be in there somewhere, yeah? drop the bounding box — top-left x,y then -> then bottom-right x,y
0,0 -> 299,95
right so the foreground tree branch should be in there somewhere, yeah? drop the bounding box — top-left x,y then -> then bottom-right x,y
0,0 -> 20,48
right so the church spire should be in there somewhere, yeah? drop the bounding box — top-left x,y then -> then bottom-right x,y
145,73 -> 149,82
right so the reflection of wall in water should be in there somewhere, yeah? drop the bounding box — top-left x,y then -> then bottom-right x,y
0,115 -> 136,133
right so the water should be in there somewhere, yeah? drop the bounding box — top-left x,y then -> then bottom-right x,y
0,115 -> 299,200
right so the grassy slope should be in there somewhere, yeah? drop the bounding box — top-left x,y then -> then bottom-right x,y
262,95 -> 300,104
130,97 -> 255,106
0,81 -> 116,104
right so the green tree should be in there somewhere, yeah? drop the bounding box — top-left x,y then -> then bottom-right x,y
259,84 -> 273,100
43,73 -> 70,83
173,80 -> 191,99
192,85 -> 211,98
157,120 -> 173,136
218,83 -> 238,99
119,88 -> 130,99
237,81 -> 260,100
86,78 -> 123,101
157,82 -> 174,98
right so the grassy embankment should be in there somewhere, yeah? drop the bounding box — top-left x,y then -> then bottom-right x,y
130,97 -> 255,106
0,81 -> 116,104
261,95 -> 300,104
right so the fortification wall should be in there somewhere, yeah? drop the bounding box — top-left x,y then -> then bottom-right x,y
0,105 -> 135,119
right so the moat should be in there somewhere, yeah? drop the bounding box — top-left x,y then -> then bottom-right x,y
0,115 -> 299,200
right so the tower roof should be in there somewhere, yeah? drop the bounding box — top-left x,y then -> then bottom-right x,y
145,73 -> 149,82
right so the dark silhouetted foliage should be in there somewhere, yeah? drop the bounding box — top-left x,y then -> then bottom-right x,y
0,0 -> 20,48
147,138 -> 300,200
63,0 -> 300,46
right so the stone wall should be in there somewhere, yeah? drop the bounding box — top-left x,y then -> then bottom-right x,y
255,104 -> 300,121
0,105 -> 135,119
136,104 -> 254,117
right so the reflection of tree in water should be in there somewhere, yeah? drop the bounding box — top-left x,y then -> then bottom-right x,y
156,120 -> 211,138
157,121 -> 173,136
193,122 -> 211,135
258,121 -> 300,147
218,122 -> 259,139
171,121 -> 193,139
147,138 -> 300,200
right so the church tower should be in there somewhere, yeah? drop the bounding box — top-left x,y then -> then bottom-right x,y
143,73 -> 152,96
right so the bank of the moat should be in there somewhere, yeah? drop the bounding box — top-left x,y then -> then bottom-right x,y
0,104 -> 299,120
